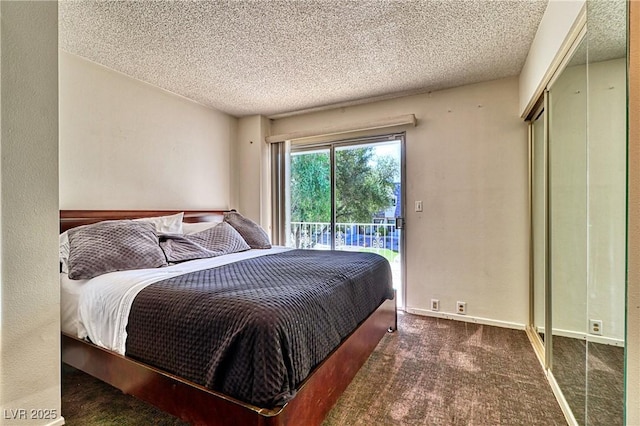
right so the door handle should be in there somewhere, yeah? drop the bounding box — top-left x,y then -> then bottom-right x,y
395,217 -> 404,230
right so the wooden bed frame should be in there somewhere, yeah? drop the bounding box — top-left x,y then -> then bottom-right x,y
60,210 -> 397,425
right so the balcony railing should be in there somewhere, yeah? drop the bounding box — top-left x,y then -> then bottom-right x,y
289,221 -> 400,252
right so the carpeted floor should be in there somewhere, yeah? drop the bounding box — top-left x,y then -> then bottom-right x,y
553,336 -> 624,425
62,313 -> 567,425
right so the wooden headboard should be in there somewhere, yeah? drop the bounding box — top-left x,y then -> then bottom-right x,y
60,210 -> 229,232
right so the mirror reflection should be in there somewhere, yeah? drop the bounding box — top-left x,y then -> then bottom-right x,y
549,37 -> 588,423
584,0 -> 626,423
544,0 -> 626,424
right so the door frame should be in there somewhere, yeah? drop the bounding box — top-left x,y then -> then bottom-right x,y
527,100 -> 548,367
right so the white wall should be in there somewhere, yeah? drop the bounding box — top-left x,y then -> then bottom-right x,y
0,2 -> 62,425
59,52 -> 237,210
549,61 -> 588,336
270,77 -> 529,326
587,58 -> 626,342
519,0 -> 585,117
236,115 -> 271,227
546,57 -> 626,344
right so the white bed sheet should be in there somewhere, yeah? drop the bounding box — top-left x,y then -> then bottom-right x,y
60,247 -> 292,355
60,274 -> 86,335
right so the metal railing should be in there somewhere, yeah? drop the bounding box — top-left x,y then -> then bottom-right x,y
289,221 -> 399,252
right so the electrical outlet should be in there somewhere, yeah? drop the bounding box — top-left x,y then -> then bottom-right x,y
456,301 -> 467,315
415,201 -> 423,212
431,299 -> 440,311
589,319 -> 603,336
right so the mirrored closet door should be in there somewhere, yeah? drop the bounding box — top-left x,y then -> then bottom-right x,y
528,0 -> 627,424
582,0 -> 626,421
549,36 -> 589,423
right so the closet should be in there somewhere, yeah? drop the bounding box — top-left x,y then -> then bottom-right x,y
527,1 -> 627,424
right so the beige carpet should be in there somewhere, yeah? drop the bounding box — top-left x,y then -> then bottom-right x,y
553,335 -> 624,425
324,314 -> 565,425
62,313 -> 567,425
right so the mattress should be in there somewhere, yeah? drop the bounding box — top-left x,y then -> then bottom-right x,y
61,247 -> 393,407
60,247 -> 292,348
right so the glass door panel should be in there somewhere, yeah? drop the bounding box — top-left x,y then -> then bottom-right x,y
289,148 -> 331,249
288,137 -> 405,309
584,1 -> 627,423
549,38 -> 588,424
334,141 -> 403,306
528,2 -> 628,422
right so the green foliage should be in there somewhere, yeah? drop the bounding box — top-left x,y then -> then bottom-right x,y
335,146 -> 398,223
377,225 -> 389,236
290,146 -> 398,224
290,151 -> 331,223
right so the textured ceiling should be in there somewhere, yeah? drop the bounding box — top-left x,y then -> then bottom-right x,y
588,0 -> 626,63
59,0 -> 548,118
566,0 -> 626,68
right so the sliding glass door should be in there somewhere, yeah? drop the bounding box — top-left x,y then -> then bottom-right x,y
288,135 -> 405,308
289,148 -> 331,249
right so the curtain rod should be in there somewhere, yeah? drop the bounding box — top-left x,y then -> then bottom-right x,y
265,114 -> 416,144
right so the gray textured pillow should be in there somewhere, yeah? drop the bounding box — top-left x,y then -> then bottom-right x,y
186,221 -> 250,255
223,211 -> 272,249
67,220 -> 167,280
159,235 -> 217,263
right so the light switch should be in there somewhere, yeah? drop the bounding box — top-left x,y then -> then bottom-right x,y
415,201 -> 423,212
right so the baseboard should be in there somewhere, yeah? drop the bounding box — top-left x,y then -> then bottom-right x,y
405,309 -> 623,346
525,325 -> 546,367
7,416 -> 65,426
547,370 -> 579,426
405,308 -> 525,330
587,335 -> 624,347
537,326 -> 625,347
525,327 -> 580,426
46,417 -> 65,426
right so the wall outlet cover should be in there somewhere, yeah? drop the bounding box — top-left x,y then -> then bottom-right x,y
589,319 -> 603,335
456,301 -> 467,315
431,299 -> 440,311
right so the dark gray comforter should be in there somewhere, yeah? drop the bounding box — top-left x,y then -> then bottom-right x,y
125,249 -> 393,408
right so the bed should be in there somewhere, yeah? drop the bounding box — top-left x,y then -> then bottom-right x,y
60,210 -> 397,425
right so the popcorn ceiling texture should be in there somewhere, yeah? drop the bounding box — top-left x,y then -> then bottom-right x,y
588,0 -> 627,63
59,0 -> 547,118
567,0 -> 626,68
